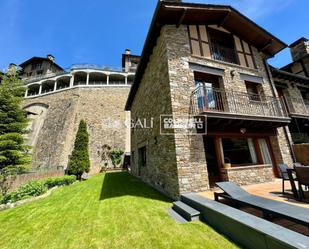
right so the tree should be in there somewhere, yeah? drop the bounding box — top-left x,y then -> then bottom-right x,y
109,148 -> 124,168
67,120 -> 90,179
0,71 -> 31,199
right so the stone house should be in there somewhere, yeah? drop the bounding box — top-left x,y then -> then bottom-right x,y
271,38 -> 309,145
125,1 -> 294,199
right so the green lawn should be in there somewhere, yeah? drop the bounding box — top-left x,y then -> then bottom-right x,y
0,172 -> 238,249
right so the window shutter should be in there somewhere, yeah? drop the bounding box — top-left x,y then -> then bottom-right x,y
188,25 -> 211,58
199,25 -> 211,58
234,36 -> 256,69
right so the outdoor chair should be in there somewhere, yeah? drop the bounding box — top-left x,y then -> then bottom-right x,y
214,181 -> 309,227
278,163 -> 291,194
294,166 -> 309,201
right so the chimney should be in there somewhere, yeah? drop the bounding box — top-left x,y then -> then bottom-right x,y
7,63 -> 17,74
47,54 -> 55,62
289,37 -> 309,61
125,49 -> 131,55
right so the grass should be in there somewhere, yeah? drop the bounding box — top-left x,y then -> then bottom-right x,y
0,172 -> 238,249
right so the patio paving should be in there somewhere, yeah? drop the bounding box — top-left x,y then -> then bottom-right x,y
200,179 -> 309,236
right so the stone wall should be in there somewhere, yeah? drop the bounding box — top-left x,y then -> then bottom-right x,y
221,165 -> 274,186
165,25 -> 209,194
130,28 -> 180,198
23,86 -> 130,173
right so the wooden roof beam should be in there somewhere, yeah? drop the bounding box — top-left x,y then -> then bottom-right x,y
218,10 -> 231,27
259,39 -> 273,52
176,8 -> 187,28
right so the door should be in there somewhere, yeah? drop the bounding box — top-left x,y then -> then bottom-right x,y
195,80 -> 217,111
203,136 -> 221,187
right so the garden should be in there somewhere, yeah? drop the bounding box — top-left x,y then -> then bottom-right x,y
0,172 -> 238,249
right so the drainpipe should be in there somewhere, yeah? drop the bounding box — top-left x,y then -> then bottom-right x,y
263,58 -> 296,163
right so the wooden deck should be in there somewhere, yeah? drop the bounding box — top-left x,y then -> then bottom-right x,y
200,179 -> 309,236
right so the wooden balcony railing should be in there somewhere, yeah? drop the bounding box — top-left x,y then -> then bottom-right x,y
190,86 -> 288,118
284,96 -> 309,116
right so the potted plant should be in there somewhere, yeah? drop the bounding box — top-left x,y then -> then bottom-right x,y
223,157 -> 231,169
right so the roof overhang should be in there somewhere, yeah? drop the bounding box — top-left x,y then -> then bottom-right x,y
125,1 -> 287,110
271,67 -> 309,86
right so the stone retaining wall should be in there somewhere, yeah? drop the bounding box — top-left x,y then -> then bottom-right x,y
23,87 -> 130,173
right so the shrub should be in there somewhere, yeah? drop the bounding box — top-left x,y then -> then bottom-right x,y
109,148 -> 124,168
44,175 -> 76,189
4,180 -> 47,203
67,120 -> 90,179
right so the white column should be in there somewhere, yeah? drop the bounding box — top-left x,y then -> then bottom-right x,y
24,87 -> 28,97
106,75 -> 109,85
39,84 -> 42,95
54,80 -> 58,91
86,73 -> 90,85
125,76 -> 128,85
70,74 -> 74,87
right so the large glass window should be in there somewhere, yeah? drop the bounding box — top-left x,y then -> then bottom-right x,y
221,138 -> 257,165
258,139 -> 272,164
208,28 -> 238,64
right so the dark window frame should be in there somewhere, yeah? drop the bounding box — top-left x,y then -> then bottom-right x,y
138,146 -> 147,167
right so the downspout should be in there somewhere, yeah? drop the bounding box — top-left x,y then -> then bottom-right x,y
263,58 -> 296,163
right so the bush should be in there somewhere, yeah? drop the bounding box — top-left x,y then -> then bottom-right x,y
44,175 -> 76,189
3,180 -> 47,203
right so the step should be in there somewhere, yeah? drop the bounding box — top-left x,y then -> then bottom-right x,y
172,201 -> 200,221
167,208 -> 188,223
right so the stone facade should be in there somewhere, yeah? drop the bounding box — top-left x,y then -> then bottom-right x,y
130,29 -> 180,198
23,86 -> 130,173
221,165 -> 274,186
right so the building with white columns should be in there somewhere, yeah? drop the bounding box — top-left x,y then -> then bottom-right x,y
15,50 -> 139,172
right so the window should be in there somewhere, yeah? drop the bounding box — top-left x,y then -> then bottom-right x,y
258,139 -> 272,164
194,72 -> 221,111
138,146 -> 146,167
36,70 -> 43,76
208,28 -> 238,64
221,138 -> 257,165
245,81 -> 263,101
27,72 -> 32,77
31,63 -> 42,70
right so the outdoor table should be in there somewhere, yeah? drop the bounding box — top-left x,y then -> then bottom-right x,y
286,168 -> 298,198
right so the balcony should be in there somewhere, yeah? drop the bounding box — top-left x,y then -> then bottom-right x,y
190,86 -> 289,120
284,97 -> 309,117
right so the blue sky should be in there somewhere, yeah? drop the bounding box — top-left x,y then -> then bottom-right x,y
0,0 -> 308,71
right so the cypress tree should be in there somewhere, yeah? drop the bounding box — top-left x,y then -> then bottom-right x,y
67,120 -> 90,179
0,72 -> 31,197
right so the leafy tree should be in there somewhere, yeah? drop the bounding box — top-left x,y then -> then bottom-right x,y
0,71 -> 31,198
67,120 -> 90,179
109,148 -> 124,168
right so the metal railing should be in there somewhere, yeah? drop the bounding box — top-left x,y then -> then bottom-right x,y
210,43 -> 238,64
190,86 -> 288,118
23,70 -> 69,83
284,96 -> 309,116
